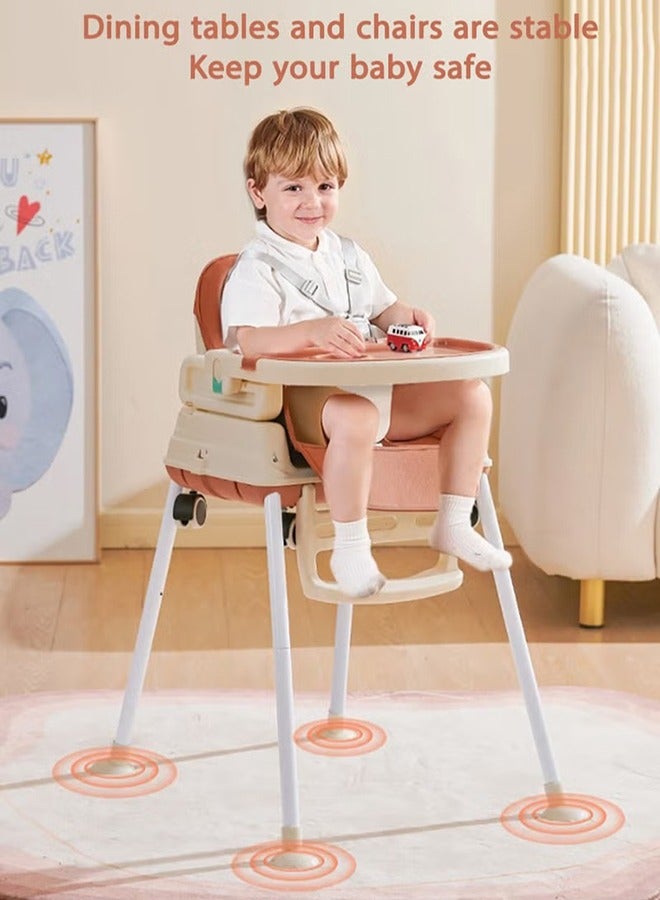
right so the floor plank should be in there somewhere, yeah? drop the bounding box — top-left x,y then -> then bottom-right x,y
53,550 -> 145,652
0,547 -> 657,700
1,563 -> 64,652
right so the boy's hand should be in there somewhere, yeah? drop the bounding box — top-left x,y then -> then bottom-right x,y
307,316 -> 366,358
412,307 -> 435,340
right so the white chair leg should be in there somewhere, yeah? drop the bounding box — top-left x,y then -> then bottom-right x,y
264,492 -> 301,840
328,603 -> 354,719
477,473 -> 563,796
114,481 -> 181,747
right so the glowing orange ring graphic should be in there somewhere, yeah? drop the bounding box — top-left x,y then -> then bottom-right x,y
501,793 -> 625,844
52,746 -> 177,798
232,840 -> 355,892
294,717 -> 387,757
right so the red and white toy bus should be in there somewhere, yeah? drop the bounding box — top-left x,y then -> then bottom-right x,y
386,324 -> 429,352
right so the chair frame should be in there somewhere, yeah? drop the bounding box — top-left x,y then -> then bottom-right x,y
111,340 -> 583,855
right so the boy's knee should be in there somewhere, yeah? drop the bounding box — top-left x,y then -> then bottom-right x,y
459,379 -> 492,418
323,394 -> 380,442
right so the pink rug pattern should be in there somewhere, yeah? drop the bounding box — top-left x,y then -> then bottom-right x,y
0,687 -> 658,899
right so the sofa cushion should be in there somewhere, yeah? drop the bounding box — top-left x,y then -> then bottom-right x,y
499,253 -> 660,581
615,244 -> 660,329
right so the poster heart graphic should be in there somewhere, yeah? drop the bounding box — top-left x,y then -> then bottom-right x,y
17,195 -> 41,235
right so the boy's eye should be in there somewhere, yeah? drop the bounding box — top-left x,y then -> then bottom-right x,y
284,184 -> 301,192
319,183 -> 336,191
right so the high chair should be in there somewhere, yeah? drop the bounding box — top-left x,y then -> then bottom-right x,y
100,255 -> 592,886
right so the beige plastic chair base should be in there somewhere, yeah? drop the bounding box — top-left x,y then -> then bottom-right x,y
294,484 -> 463,605
579,579 -> 605,628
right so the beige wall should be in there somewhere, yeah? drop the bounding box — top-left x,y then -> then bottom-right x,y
492,0 -> 563,500
494,0 -> 563,344
1,0 -> 562,546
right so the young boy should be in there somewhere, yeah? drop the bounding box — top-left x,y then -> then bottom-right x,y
221,108 -> 512,598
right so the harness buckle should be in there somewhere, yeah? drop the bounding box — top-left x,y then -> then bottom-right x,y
300,279 -> 320,300
350,315 -> 374,341
345,267 -> 362,285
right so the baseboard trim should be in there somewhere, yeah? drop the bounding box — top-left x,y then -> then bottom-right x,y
100,504 -> 266,549
101,505 -> 518,549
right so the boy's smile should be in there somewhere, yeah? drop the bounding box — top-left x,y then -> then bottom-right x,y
247,173 -> 339,249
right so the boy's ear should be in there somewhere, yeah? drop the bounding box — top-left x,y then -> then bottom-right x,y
246,179 -> 265,211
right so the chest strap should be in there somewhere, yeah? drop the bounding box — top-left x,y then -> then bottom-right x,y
251,237 -> 374,338
251,251 -> 336,312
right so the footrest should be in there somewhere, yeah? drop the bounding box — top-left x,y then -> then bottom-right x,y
295,484 -> 463,605
298,559 -> 463,605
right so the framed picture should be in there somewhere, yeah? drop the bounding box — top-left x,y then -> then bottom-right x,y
0,119 -> 97,561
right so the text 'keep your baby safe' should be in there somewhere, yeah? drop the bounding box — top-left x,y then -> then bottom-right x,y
82,12 -> 598,86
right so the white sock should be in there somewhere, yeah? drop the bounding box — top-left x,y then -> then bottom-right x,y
430,494 -> 512,572
330,519 -> 386,598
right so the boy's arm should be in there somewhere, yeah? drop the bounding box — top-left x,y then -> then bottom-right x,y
371,299 -> 436,338
224,256 -> 366,358
235,317 -> 367,359
233,322 -> 313,357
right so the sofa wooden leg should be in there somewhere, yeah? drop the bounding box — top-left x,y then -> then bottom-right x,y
579,579 -> 605,628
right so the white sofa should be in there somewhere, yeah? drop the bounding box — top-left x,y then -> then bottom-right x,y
499,244 -> 660,626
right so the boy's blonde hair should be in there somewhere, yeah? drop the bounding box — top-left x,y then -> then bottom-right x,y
245,108 -> 348,219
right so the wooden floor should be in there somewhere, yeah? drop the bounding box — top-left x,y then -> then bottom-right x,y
1,546 -> 659,700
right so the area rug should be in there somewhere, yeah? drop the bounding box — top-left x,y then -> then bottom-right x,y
0,687 -> 658,899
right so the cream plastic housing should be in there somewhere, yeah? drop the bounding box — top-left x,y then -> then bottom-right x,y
166,407 -> 317,486
179,352 -> 283,421
171,349 -> 317,486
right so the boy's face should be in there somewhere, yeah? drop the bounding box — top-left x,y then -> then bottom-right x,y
247,172 -> 339,249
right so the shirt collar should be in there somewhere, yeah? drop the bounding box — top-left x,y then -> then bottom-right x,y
255,220 -> 331,257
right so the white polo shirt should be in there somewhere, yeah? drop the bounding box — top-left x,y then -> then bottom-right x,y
221,221 -> 396,338
221,221 -> 397,441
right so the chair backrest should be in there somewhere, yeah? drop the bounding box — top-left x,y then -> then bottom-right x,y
193,254 -> 238,350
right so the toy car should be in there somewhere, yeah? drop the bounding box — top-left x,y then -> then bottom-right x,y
386,323 -> 429,352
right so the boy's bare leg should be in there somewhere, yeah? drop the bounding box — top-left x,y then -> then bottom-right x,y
322,394 -> 386,597
387,380 -> 512,571
387,379 -> 490,495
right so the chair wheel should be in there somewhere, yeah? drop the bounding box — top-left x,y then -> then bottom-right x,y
471,501 -> 479,528
173,491 -> 207,527
282,511 -> 296,549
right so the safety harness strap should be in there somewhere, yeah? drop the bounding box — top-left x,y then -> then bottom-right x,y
251,237 -> 374,338
339,235 -> 363,315
251,251 -> 335,312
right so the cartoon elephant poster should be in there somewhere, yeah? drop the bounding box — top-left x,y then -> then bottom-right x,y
0,120 -> 96,561
0,287 -> 73,518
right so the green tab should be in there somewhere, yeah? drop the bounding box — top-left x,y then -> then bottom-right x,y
212,376 -> 223,394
